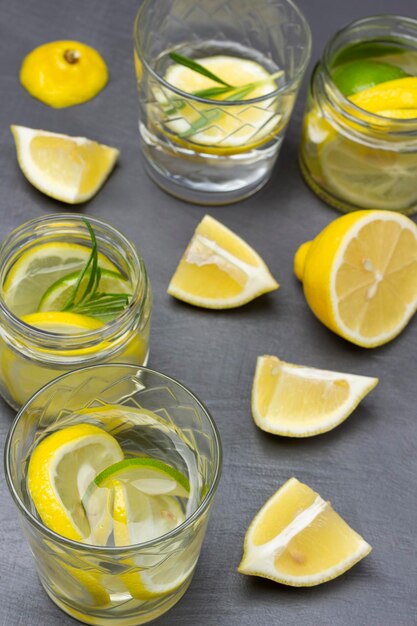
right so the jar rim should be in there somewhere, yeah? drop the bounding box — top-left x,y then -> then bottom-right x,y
133,0 -> 312,106
0,214 -> 150,349
4,363 -> 223,553
321,14 -> 417,130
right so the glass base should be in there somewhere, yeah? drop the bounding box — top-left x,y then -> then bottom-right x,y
140,123 -> 281,205
299,151 -> 417,216
44,577 -> 192,626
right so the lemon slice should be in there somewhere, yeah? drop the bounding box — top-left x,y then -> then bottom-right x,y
376,108 -> 417,119
27,423 -> 124,543
252,355 -> 378,437
318,135 -> 417,212
160,55 -> 282,151
112,481 -> 195,600
3,240 -> 117,317
20,40 -> 108,108
294,210 -> 417,347
238,477 -> 372,586
350,77 -> 417,113
167,215 -> 278,308
0,312 -> 104,407
38,268 -> 131,316
11,125 -> 119,204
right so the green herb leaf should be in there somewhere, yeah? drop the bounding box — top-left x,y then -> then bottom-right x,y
60,218 -> 131,322
169,52 -> 232,87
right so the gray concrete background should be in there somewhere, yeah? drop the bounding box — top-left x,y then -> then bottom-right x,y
0,1 -> 416,624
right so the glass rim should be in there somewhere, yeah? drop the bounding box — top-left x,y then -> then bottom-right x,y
0,214 -> 150,347
133,0 -> 312,106
322,13 -> 417,128
4,363 -> 223,553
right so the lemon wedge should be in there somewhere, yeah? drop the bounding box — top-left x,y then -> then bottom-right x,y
11,125 -> 119,204
252,355 -> 378,437
159,55 -> 282,153
294,210 -> 417,347
20,40 -> 108,108
27,423 -> 123,542
3,240 -> 117,318
238,477 -> 372,586
350,76 -> 417,113
167,215 -> 278,308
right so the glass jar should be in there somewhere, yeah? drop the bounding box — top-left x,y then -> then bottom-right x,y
299,15 -> 417,214
0,215 -> 152,409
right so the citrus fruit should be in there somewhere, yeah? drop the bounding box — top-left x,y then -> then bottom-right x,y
0,312 -> 104,407
350,76 -> 417,113
294,210 -> 417,347
27,423 -> 123,543
38,268 -> 131,314
11,125 -> 119,204
112,480 -> 185,546
3,240 -> 117,317
332,60 -> 408,97
112,480 -> 196,600
252,355 -> 378,437
238,477 -> 372,586
20,40 -> 108,108
375,108 -> 417,119
160,55 -> 282,151
318,136 -> 417,211
167,215 -> 278,308
93,457 -> 190,497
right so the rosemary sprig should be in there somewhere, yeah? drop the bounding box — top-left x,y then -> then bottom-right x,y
61,219 -> 131,321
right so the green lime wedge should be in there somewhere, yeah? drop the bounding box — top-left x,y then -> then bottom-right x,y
38,268 -> 132,315
94,457 -> 190,498
332,59 -> 408,97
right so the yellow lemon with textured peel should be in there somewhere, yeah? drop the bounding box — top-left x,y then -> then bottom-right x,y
350,76 -> 417,114
168,215 -> 278,308
252,355 -> 378,437
294,210 -> 417,347
27,423 -> 123,542
11,125 -> 119,204
238,477 -> 372,586
20,40 -> 108,108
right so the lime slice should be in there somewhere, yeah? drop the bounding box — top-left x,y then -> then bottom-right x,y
94,457 -> 190,498
38,268 -> 132,316
27,423 -> 124,543
332,60 -> 408,97
3,241 -> 118,317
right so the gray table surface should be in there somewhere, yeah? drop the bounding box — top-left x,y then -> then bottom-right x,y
1,1 -> 417,625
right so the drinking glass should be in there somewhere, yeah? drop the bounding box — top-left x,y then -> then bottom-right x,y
133,0 -> 311,205
5,364 -> 222,626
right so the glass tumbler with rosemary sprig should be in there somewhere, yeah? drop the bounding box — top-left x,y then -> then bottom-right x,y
0,214 -> 152,409
133,0 -> 311,205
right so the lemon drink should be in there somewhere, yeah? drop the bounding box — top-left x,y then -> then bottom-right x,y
134,0 -> 311,204
0,215 -> 152,408
300,15 -> 417,214
5,364 -> 222,626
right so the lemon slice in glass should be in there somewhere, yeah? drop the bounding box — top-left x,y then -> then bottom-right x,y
238,477 -> 372,586
159,55 -> 282,152
11,125 -> 119,204
168,215 -> 278,308
252,355 -> 378,437
27,423 -> 124,543
3,240 -> 118,317
294,210 -> 417,347
20,40 -> 108,108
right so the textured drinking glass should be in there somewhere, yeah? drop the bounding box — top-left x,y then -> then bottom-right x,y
0,215 -> 152,409
5,364 -> 222,626
133,0 -> 311,205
